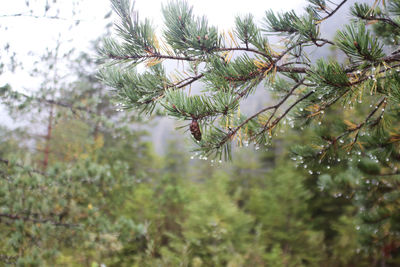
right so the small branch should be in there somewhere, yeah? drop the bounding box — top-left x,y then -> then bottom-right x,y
318,97 -> 387,154
215,47 -> 273,62
263,78 -> 306,129
260,90 -> 315,136
350,63 -> 400,86
109,53 -> 198,62
0,213 -> 79,227
378,170 -> 400,176
143,73 -> 206,104
358,15 -> 400,29
351,97 -> 386,145
0,254 -> 17,264
176,74 -> 204,89
0,157 -> 46,176
217,79 -> 307,147
43,99 -> 95,114
0,13 -> 101,22
317,0 -> 348,23
4,88 -> 95,114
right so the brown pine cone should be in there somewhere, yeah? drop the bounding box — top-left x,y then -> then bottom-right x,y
190,119 -> 202,141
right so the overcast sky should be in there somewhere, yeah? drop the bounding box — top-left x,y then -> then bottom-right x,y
0,0 -> 305,126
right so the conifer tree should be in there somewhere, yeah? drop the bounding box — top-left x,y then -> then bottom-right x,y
0,36 -> 154,265
100,0 -> 400,163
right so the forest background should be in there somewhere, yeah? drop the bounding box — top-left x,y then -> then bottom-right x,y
0,0 -> 399,266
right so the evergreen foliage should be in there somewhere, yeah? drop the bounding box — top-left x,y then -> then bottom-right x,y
2,0 -> 400,265
100,0 -> 400,264
100,0 -> 400,164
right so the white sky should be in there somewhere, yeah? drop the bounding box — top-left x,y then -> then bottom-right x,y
0,0 -> 304,82
0,0 -> 305,125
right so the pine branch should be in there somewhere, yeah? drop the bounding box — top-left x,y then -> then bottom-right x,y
216,78 -> 307,148
261,78 -> 307,129
349,97 -> 387,146
259,90 -> 315,136
318,97 -> 387,154
102,0 -> 400,159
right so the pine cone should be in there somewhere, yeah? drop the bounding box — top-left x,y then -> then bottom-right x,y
190,119 -> 202,141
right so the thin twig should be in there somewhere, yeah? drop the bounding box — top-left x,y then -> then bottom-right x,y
317,0 -> 348,22
0,13 -> 102,22
0,157 -> 46,176
0,213 -> 79,227
217,79 -> 307,147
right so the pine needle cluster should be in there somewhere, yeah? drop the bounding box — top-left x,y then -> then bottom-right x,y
100,0 -> 400,164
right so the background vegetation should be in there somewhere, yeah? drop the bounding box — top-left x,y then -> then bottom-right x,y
1,0 -> 400,266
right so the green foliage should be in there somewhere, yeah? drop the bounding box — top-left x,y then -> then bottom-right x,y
99,0 -> 400,164
102,0 -> 157,65
234,15 -> 260,48
263,10 -> 300,34
98,2 -> 400,263
162,0 -> 220,55
336,22 -> 384,63
247,166 -> 325,266
163,90 -> 239,120
3,0 -> 400,266
99,64 -> 167,114
181,173 -> 253,265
